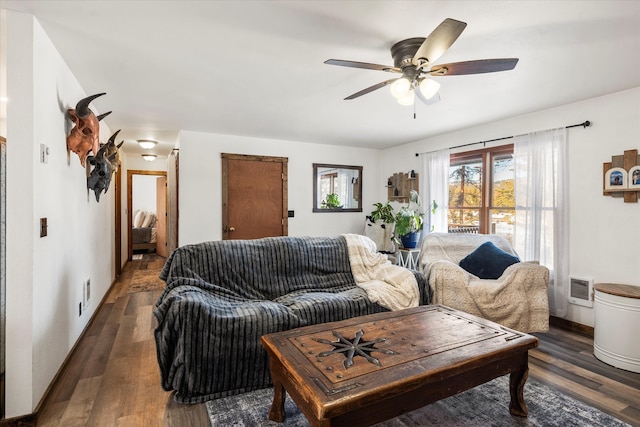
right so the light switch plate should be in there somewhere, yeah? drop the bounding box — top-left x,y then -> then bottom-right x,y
40,144 -> 49,163
40,218 -> 48,237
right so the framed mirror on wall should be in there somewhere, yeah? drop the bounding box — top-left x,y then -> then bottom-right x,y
313,163 -> 363,212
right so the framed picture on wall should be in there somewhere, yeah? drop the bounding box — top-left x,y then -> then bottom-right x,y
604,167 -> 628,190
629,165 -> 640,189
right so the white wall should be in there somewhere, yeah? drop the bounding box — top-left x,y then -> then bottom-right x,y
178,131 -> 381,245
382,87 -> 640,327
5,11 -> 115,417
132,175 -> 158,214
0,11 -> 5,137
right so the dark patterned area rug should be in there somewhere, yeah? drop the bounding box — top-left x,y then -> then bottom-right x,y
207,376 -> 630,426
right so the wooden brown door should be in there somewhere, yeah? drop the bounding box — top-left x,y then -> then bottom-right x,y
156,176 -> 168,257
222,154 -> 288,240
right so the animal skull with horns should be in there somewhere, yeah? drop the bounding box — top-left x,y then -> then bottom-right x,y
87,129 -> 123,202
66,93 -> 111,167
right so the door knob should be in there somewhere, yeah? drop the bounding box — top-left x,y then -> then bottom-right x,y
229,227 -> 236,232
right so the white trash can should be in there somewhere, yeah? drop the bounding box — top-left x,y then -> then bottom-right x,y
593,283 -> 640,373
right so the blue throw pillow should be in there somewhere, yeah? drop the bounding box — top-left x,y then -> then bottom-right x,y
459,241 -> 520,279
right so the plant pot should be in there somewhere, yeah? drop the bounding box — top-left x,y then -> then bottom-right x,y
400,231 -> 421,249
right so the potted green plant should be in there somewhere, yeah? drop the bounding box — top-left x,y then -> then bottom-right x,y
394,190 -> 424,249
366,202 -> 396,253
369,202 -> 395,223
321,193 -> 342,209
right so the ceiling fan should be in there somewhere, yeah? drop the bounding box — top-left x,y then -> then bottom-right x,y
325,18 -> 519,106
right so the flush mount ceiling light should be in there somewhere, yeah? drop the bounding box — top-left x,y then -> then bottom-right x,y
137,139 -> 158,150
141,154 -> 157,162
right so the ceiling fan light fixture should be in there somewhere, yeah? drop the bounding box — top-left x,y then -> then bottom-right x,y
325,18 -> 518,107
141,154 -> 157,162
419,78 -> 441,100
390,78 -> 411,98
397,89 -> 415,106
137,139 -> 158,150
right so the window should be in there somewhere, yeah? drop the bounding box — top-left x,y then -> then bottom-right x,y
448,145 -> 514,241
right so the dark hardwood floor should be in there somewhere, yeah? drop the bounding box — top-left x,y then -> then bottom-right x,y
26,254 -> 640,426
530,327 -> 640,426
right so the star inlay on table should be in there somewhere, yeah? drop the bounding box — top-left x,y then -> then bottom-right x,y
313,329 -> 397,369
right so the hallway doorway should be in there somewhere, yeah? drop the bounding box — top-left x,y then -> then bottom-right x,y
126,170 -> 167,261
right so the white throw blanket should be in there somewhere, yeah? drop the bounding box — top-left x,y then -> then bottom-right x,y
343,234 -> 419,311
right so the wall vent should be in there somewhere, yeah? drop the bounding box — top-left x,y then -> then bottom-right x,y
568,276 -> 594,308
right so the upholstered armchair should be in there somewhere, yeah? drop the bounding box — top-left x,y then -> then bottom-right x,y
419,232 -> 549,333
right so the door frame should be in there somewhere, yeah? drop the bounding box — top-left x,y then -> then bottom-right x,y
126,170 -> 167,261
114,166 -> 122,277
221,153 -> 288,239
0,136 -> 6,418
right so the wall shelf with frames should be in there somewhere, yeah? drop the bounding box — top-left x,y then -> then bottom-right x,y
603,149 -> 639,203
387,171 -> 419,203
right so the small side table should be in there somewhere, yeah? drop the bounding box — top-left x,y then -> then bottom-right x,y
593,283 -> 640,373
396,248 -> 420,270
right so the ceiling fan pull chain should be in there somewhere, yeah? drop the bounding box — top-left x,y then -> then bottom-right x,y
413,99 -> 417,119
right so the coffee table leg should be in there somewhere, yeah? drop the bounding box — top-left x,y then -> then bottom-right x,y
509,366 -> 529,417
269,379 -> 286,422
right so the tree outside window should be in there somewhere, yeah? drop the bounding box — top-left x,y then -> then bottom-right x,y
448,145 -> 514,241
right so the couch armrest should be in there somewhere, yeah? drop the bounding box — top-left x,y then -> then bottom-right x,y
409,269 -> 432,305
498,262 -> 550,290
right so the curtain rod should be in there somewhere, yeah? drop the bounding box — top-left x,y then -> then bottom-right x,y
415,120 -> 591,157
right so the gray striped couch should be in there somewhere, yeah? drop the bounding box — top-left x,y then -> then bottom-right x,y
153,235 -> 430,404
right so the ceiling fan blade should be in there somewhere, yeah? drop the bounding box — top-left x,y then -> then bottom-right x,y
413,18 -> 467,69
429,58 -> 519,75
344,79 -> 399,100
325,59 -> 400,73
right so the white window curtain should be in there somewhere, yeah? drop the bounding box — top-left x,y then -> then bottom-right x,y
513,127 -> 569,317
421,149 -> 450,233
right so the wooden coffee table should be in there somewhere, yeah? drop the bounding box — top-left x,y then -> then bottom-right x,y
261,304 -> 538,427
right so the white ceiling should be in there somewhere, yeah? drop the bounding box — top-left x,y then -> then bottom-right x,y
2,1 -> 640,157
